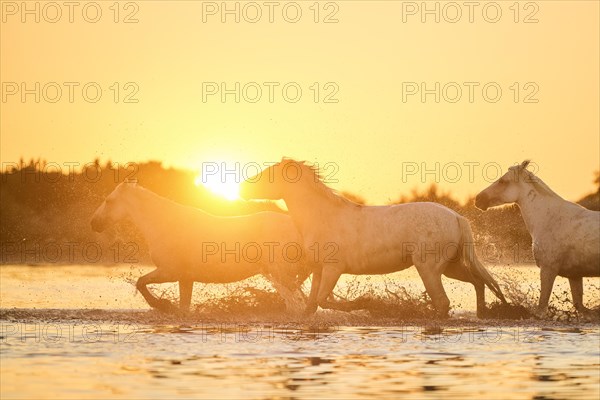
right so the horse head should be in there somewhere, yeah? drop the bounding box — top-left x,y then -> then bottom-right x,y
475,160 -> 531,210
90,180 -> 137,232
240,158 -> 309,201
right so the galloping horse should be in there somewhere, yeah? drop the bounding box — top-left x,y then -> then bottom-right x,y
476,160 -> 600,318
91,181 -> 310,313
240,158 -> 506,318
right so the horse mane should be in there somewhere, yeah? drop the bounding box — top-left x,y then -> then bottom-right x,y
125,183 -> 192,213
284,159 -> 362,208
125,183 -> 168,208
515,166 -> 562,199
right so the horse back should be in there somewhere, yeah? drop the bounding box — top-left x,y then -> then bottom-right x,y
333,202 -> 463,273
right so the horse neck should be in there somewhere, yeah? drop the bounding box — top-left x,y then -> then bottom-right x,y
516,182 -> 565,238
123,188 -> 170,244
283,178 -> 349,233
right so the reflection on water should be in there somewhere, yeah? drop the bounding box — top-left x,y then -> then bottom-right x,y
1,265 -> 599,399
1,318 -> 599,399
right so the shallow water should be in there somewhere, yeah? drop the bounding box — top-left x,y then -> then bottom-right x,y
1,265 -> 599,399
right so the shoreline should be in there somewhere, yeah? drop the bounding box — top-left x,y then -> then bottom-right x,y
2,308 -> 599,328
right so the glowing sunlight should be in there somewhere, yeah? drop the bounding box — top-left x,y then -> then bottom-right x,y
195,173 -> 240,201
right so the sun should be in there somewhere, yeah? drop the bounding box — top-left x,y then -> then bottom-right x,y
195,173 -> 240,201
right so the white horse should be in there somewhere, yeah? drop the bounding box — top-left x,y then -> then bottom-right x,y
476,160 -> 600,318
240,158 -> 506,318
91,181 -> 310,313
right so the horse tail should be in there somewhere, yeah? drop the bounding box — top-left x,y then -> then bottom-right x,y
457,215 -> 507,304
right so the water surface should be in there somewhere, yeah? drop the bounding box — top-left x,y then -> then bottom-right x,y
1,265 -> 599,399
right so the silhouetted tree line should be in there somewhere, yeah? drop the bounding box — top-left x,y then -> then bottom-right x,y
0,159 -> 279,265
1,159 -> 598,265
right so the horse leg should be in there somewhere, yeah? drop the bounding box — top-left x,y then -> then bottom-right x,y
568,276 -> 592,317
304,265 -> 322,315
136,268 -> 178,313
315,267 -> 345,310
415,262 -> 450,318
444,262 -> 486,318
265,273 -> 306,314
179,280 -> 194,312
474,280 -> 486,317
568,277 -> 584,312
537,268 -> 557,318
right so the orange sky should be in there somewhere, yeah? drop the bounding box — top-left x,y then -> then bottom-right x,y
1,1 -> 598,203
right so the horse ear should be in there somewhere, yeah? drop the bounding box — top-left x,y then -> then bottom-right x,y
520,160 -> 531,170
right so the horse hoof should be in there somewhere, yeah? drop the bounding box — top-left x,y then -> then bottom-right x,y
436,312 -> 450,320
303,304 -> 318,317
155,299 -> 178,313
579,309 -> 600,322
533,309 -> 548,320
